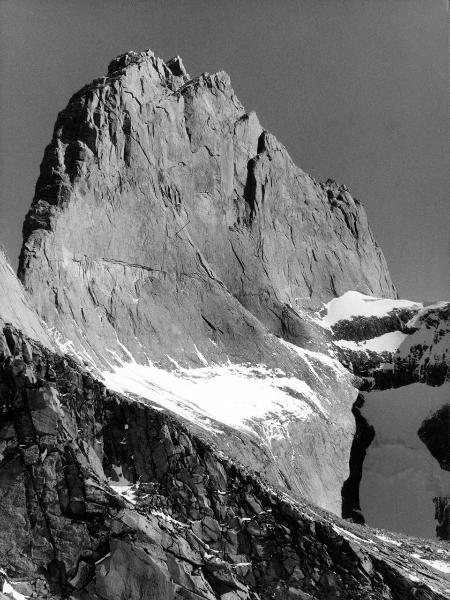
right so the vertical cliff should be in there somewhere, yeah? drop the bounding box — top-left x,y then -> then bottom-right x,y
19,49 -> 396,370
0,248 -> 53,349
15,49 -> 400,517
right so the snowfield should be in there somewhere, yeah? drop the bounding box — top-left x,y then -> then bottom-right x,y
334,331 -> 408,353
319,290 -> 422,328
2,581 -> 28,600
102,352 -> 330,439
360,383 -> 450,539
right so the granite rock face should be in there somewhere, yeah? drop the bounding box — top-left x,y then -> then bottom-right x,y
15,48 -> 401,523
0,248 -> 53,349
19,49 -> 396,370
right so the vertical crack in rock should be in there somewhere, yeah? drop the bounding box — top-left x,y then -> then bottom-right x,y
243,156 -> 258,225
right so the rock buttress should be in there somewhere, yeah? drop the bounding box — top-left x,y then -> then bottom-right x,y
19,49 -> 397,368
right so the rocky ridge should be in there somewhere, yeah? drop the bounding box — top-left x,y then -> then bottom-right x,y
1,323 -> 449,600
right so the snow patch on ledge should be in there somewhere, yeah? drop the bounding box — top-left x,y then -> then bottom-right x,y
413,556 -> 450,574
102,352 -> 329,437
335,331 -> 408,353
109,484 -> 137,505
108,465 -> 137,504
279,338 -> 348,379
318,291 -> 422,328
374,533 -> 402,546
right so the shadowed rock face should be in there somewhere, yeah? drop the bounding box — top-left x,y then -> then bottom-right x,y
419,406 -> 450,541
18,49 -> 396,369
341,394 -> 375,524
1,324 -> 449,600
418,405 -> 450,472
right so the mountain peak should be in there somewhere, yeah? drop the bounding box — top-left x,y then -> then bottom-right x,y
0,47 -> 449,600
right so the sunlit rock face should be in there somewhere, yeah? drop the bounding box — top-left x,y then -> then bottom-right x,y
324,292 -> 450,539
16,50 -> 398,514
0,248 -> 53,349
19,49 -> 396,371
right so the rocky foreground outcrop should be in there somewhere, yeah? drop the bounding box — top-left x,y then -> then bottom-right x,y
1,324 -> 449,600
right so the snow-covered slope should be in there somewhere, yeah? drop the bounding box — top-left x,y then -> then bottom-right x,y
101,335 -> 356,515
319,290 -> 421,329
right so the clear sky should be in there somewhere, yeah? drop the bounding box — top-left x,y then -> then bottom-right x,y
0,0 -> 448,301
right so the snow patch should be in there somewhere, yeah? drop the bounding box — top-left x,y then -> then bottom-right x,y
2,581 -> 28,600
102,358 -> 324,436
109,484 -> 137,504
319,291 -> 421,328
101,339 -> 336,452
151,510 -> 186,527
374,533 -> 402,546
332,524 -> 374,545
335,331 -> 408,353
279,338 -> 348,380
418,559 -> 450,574
48,324 -> 98,370
193,344 -> 208,366
108,465 -> 137,504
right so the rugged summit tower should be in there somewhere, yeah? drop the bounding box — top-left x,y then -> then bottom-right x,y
19,50 -> 396,368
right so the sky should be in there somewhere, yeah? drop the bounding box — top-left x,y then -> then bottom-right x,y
0,0 -> 448,302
